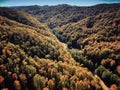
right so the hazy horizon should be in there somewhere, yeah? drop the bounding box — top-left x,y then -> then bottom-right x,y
0,0 -> 120,7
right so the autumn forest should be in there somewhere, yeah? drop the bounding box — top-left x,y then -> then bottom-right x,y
0,3 -> 120,90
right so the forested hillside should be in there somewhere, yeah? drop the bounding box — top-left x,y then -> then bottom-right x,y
54,10 -> 120,89
15,3 -> 120,29
0,7 -> 104,90
14,3 -> 120,90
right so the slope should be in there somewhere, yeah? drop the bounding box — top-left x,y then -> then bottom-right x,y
0,7 -> 101,90
53,9 -> 120,89
0,7 -> 45,28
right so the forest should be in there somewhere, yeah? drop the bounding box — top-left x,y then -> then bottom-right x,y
0,3 -> 120,90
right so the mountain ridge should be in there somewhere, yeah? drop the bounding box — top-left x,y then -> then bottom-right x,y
14,3 -> 120,29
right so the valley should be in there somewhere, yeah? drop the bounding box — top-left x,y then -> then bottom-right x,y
0,3 -> 120,90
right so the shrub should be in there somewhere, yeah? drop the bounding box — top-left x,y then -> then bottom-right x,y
62,87 -> 68,90
86,17 -> 94,28
1,88 -> 8,90
48,79 -> 55,90
43,87 -> 49,90
116,65 -> 120,75
12,73 -> 18,79
33,74 -> 48,90
100,48 -> 112,59
76,80 -> 88,90
95,65 -> 106,76
25,65 -> 36,76
14,80 -> 21,90
102,70 -> 112,80
110,84 -> 118,90
0,76 -> 4,84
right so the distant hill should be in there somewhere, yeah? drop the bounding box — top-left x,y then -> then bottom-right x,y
14,3 -> 120,28
0,7 -> 44,28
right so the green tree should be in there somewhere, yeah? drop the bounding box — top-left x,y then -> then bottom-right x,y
33,74 -> 48,90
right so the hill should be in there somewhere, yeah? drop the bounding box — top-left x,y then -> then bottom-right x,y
54,9 -> 120,48
0,7 -> 102,90
15,3 -> 120,29
52,7 -> 120,89
0,7 -> 44,28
